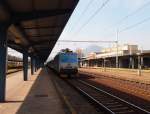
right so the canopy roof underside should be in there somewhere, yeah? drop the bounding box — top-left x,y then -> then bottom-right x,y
0,0 -> 78,62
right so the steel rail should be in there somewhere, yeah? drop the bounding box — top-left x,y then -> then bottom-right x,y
65,79 -> 115,114
78,79 -> 150,114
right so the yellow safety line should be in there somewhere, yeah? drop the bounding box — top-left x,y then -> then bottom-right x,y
63,96 -> 77,114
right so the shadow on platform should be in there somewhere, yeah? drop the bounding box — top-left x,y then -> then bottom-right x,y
15,69 -> 50,114
1,68 -> 65,114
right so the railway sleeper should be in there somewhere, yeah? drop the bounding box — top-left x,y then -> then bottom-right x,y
106,104 -> 123,108
94,97 -> 110,100
110,106 -> 129,111
116,110 -> 135,114
104,102 -> 119,105
99,100 -> 119,104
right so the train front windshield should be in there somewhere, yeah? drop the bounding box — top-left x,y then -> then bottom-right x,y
60,53 -> 78,63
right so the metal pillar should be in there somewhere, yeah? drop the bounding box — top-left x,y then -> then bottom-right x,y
41,62 -> 44,68
119,58 -> 122,68
34,59 -> 37,72
0,25 -> 8,102
31,57 -> 35,75
23,51 -> 28,81
138,55 -> 142,76
36,59 -> 39,70
132,57 -> 135,69
116,30 -> 119,68
141,56 -> 143,69
104,58 -> 106,71
116,45 -> 119,68
129,57 -> 132,68
129,57 -> 135,69
36,60 -> 38,71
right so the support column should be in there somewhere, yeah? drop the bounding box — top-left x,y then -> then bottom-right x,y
104,58 -> 106,71
119,58 -> 122,68
31,57 -> 35,75
23,51 -> 28,81
129,56 -> 135,69
41,62 -> 44,68
36,59 -> 39,70
137,55 -> 142,76
0,25 -> 8,102
131,57 -> 135,69
141,56 -> 143,69
34,59 -> 37,72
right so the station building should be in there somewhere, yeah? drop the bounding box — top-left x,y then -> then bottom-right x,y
80,44 -> 150,69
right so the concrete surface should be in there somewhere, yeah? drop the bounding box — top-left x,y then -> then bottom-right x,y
0,68 -> 65,114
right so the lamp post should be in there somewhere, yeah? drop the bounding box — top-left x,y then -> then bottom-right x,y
140,46 -> 143,69
129,45 -> 132,69
138,47 -> 143,76
137,47 -> 143,76
137,53 -> 141,76
116,29 -> 119,68
104,58 -> 106,71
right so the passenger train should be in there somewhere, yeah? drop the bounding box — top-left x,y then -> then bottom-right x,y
47,50 -> 78,76
7,55 -> 23,69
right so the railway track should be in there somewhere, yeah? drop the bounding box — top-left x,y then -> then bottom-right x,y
78,72 -> 150,102
79,71 -> 150,92
65,78 -> 150,114
7,69 -> 22,75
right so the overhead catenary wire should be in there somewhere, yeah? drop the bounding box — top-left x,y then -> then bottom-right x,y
70,0 -> 149,44
71,0 -> 94,31
102,0 -> 150,36
120,16 -> 150,32
57,40 -> 117,43
56,2 -> 150,48
103,1 -> 150,39
73,0 -> 111,36
115,1 -> 150,27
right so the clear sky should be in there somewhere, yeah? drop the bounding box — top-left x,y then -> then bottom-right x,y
49,0 -> 150,59
9,0 -> 150,60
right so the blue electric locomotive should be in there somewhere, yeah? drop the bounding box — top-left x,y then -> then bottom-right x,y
48,51 -> 78,75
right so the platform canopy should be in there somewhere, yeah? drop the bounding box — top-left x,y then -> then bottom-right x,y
0,0 -> 78,62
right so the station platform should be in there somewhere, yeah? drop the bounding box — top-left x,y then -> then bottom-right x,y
79,67 -> 150,84
0,68 -> 65,114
